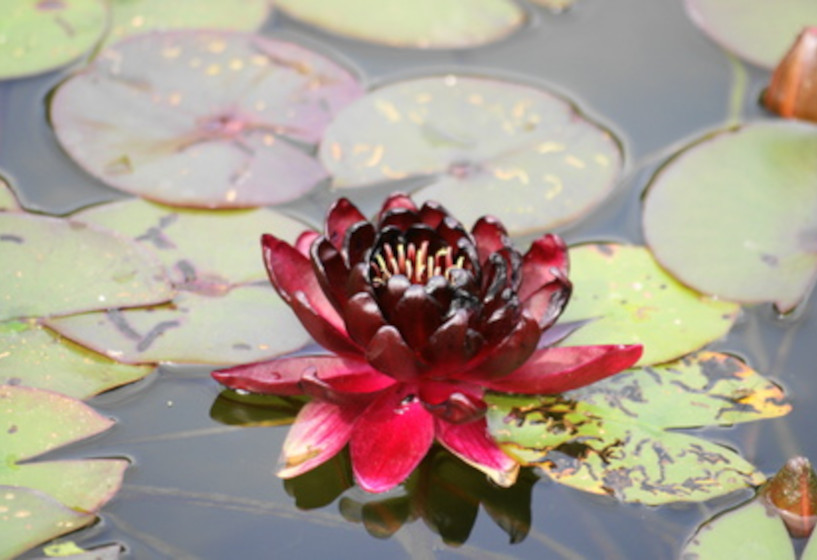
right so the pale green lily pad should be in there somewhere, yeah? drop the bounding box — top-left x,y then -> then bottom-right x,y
105,0 -> 271,48
0,0 -> 107,80
0,174 -> 21,211
681,500 -> 795,560
528,0 -> 576,12
274,0 -> 524,49
805,530 -> 817,560
0,213 -> 174,321
46,285 -> 311,365
51,30 -> 364,208
685,0 -> 817,69
0,321 -> 153,400
0,486 -> 95,560
485,351 -> 787,504
558,244 -> 740,366
643,122 -> 817,314
72,198 -> 309,290
322,75 -> 622,235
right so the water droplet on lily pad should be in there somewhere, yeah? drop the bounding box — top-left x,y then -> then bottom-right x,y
322,75 -> 622,235
274,0 -> 525,49
51,30 -> 364,208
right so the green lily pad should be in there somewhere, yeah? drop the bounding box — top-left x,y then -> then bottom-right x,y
0,213 -> 174,321
105,0 -> 271,48
0,321 -> 153,400
0,486 -> 95,560
681,500 -> 795,560
643,122 -> 817,314
806,530 -> 817,560
0,174 -> 21,211
72,198 -> 309,290
321,74 -> 622,235
558,244 -> 740,366
46,285 -> 311,365
685,0 -> 817,69
485,351 -> 787,504
0,0 -> 107,80
274,0 -> 525,49
51,30 -> 364,208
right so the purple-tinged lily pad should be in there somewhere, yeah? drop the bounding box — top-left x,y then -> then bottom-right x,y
51,31 -> 364,208
558,244 -> 740,366
643,122 -> 817,313
72,198 -> 309,290
685,0 -> 817,69
47,285 -> 311,365
0,321 -> 153,399
0,0 -> 107,80
104,0 -> 271,48
274,0 -> 524,49
321,75 -> 622,235
0,486 -> 95,560
0,213 -> 174,321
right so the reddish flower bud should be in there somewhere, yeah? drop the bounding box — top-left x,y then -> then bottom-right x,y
760,456 -> 817,538
763,27 -> 817,122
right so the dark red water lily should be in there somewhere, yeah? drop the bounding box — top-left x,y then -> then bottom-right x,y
213,194 -> 642,493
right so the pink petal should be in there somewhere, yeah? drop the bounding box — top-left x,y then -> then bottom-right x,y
419,381 -> 486,424
436,418 -> 519,488
294,230 -> 319,257
278,400 -> 363,479
471,216 -> 510,266
481,344 -> 643,394
377,192 -> 417,222
365,325 -> 427,381
350,385 -> 435,493
212,355 -> 378,395
518,234 -> 569,301
325,198 -> 367,250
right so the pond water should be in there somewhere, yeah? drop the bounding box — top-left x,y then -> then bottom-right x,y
3,0 -> 816,558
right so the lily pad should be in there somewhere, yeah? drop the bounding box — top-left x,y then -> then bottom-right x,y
685,0 -> 817,69
681,500 -> 796,560
51,30 -> 364,208
72,198 -> 310,290
105,0 -> 271,48
274,0 -> 525,49
643,122 -> 817,313
321,75 -> 622,235
485,351 -> 788,504
0,320 -> 153,400
0,486 -> 95,560
46,285 -> 311,365
0,174 -> 21,211
0,0 -> 107,80
558,244 -> 740,366
0,213 -> 173,321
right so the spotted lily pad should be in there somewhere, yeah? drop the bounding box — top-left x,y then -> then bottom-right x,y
72,198 -> 310,290
274,0 -> 525,49
47,285 -> 310,365
558,244 -> 740,366
643,122 -> 817,314
0,386 -> 127,555
0,213 -> 173,321
486,351 -> 788,504
0,321 -> 152,399
0,0 -> 107,80
51,30 -> 364,208
105,0 -> 271,48
685,0 -> 817,69
321,75 -> 622,235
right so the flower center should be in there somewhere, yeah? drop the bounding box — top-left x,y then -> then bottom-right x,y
370,240 -> 465,286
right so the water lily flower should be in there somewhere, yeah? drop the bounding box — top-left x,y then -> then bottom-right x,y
213,194 -> 642,493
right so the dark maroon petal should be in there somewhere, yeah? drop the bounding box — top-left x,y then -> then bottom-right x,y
325,198 -> 367,250
471,216 -> 510,265
379,207 -> 420,232
480,344 -> 643,394
365,325 -> 427,381
212,354 -> 373,395
311,237 -> 352,312
435,215 -> 471,249
424,309 -> 483,367
466,313 -> 541,379
344,292 -> 387,347
278,400 -> 363,479
346,262 -> 371,298
518,234 -> 569,301
478,296 -> 521,346
294,230 -> 319,257
418,201 -> 447,229
375,274 -> 411,321
419,381 -> 486,424
523,275 -> 572,330
390,284 -> 444,351
435,417 -> 519,487
377,192 -> 417,222
290,292 -> 362,356
344,221 -> 375,266
350,385 -> 435,493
